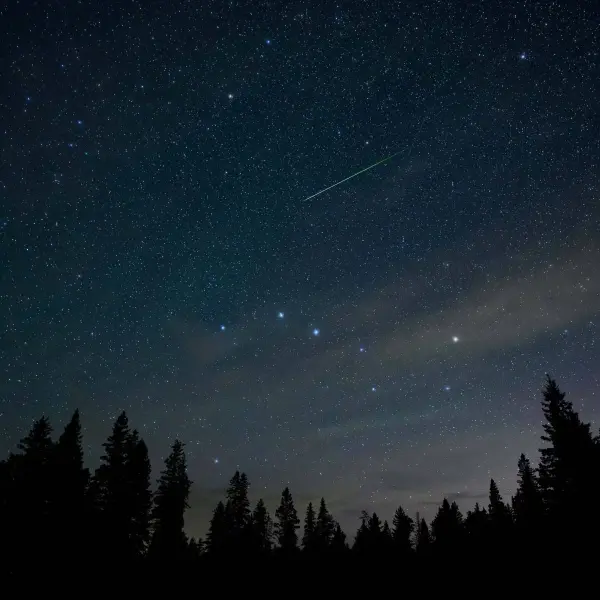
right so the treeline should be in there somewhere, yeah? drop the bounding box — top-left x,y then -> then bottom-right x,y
1,376 -> 599,572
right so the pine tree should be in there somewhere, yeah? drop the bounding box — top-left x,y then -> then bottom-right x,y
302,501 -> 317,552
330,522 -> 348,553
274,487 -> 300,552
464,502 -> 488,551
92,412 -> 151,561
538,375 -> 596,531
15,417 -> 55,559
251,498 -> 273,553
226,471 -> 251,531
431,499 -> 463,553
127,431 -> 152,556
512,453 -> 543,536
315,497 -> 335,551
392,504 -> 414,555
415,518 -> 431,556
352,510 -> 371,554
150,440 -> 191,560
53,410 -> 90,557
207,501 -> 229,555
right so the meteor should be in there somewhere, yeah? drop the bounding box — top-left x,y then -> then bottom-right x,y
302,151 -> 400,202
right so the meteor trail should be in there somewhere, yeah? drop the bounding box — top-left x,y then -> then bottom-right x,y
302,151 -> 400,202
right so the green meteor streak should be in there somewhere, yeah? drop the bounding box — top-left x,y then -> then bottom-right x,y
302,151 -> 400,202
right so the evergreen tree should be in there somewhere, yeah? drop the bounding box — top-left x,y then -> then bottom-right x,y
150,440 -> 191,560
251,498 -> 273,553
330,522 -> 348,553
274,487 -> 300,552
431,499 -> 463,553
538,375 -> 596,535
415,518 -> 431,556
302,501 -> 317,552
352,510 -> 371,554
93,412 -> 151,561
127,432 -> 152,556
207,501 -> 229,555
464,502 -> 488,551
315,497 -> 335,551
52,410 -> 90,557
226,471 -> 251,533
512,453 -> 543,537
392,504 -> 414,554
15,417 -> 55,560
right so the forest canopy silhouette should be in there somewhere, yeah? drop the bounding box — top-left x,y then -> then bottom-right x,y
1,376 -> 598,571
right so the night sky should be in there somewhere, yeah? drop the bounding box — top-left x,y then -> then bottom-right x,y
1,1 -> 599,539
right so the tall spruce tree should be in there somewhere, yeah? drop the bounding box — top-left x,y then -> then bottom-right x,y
150,440 -> 191,560
251,498 -> 273,553
274,487 -> 300,552
53,410 -> 90,557
415,518 -> 431,556
315,497 -> 335,551
431,499 -> 463,553
207,501 -> 229,555
225,471 -> 251,548
330,522 -> 348,553
538,377 -> 596,521
512,453 -> 543,536
15,417 -> 55,559
127,431 -> 152,556
93,412 -> 151,561
302,501 -> 317,552
392,504 -> 414,555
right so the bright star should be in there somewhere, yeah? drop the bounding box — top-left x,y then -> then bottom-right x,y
371,386 -> 377,392
452,336 -> 459,343
228,93 -> 234,99
277,311 -> 284,319
214,458 -> 219,464
444,385 -> 451,392
312,328 -> 320,336
520,52 -> 527,60
266,39 -> 271,45
359,346 -> 365,353
220,325 -> 226,331
76,120 -> 83,125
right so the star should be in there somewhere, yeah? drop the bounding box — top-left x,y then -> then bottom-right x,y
228,93 -> 234,100
452,336 -> 460,343
76,120 -> 83,125
371,386 -> 377,392
444,385 -> 451,392
266,39 -> 271,45
359,346 -> 366,352
213,458 -> 219,464
312,328 -> 320,336
220,325 -> 226,331
277,311 -> 284,319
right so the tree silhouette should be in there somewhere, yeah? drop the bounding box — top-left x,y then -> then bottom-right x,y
415,518 -> 431,556
392,504 -> 414,555
302,501 -> 317,552
92,412 -> 152,561
207,500 -> 229,556
150,440 -> 191,560
330,522 -> 348,554
251,498 -> 273,554
53,410 -> 89,559
274,487 -> 300,553
15,417 -> 54,561
225,471 -> 251,550
512,453 -> 544,547
431,499 -> 463,555
315,497 -> 335,552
